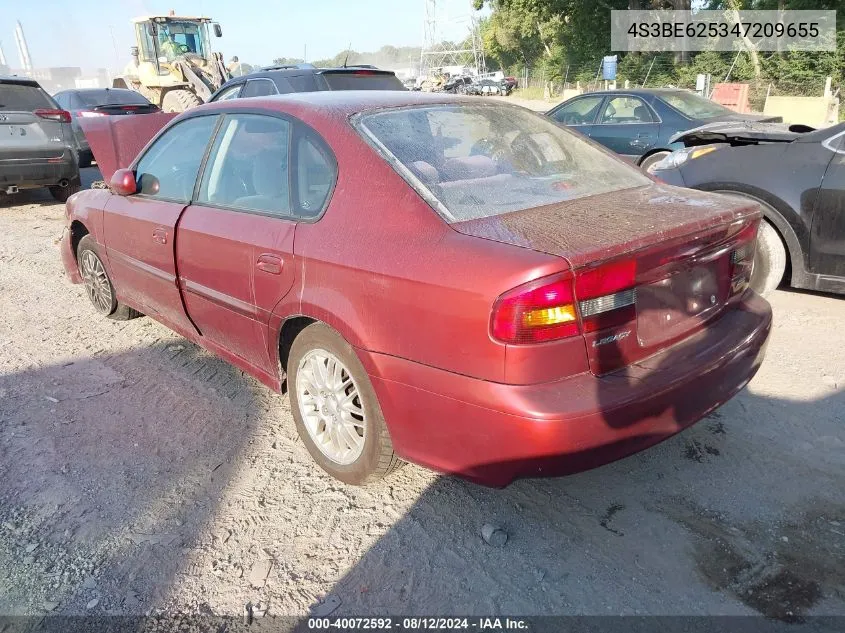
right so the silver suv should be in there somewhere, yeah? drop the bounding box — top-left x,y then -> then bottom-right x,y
0,76 -> 80,202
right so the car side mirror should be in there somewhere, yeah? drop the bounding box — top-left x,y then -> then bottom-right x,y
213,23 -> 222,37
110,169 -> 137,196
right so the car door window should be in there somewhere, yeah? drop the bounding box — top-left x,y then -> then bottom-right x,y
212,84 -> 243,102
550,95 -> 604,125
293,131 -> 336,218
599,96 -> 654,124
240,79 -> 279,98
198,113 -> 291,216
134,115 -> 219,202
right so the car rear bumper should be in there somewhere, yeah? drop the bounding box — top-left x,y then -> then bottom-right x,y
360,292 -> 772,487
0,150 -> 78,189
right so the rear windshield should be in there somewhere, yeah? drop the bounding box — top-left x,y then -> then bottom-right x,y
322,72 -> 405,91
356,103 -> 651,222
661,91 -> 733,119
0,83 -> 56,111
76,90 -> 151,107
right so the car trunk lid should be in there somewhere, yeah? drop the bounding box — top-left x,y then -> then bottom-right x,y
453,184 -> 761,375
78,111 -> 176,181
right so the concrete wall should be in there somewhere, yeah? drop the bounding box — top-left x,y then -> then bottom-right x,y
764,95 -> 840,127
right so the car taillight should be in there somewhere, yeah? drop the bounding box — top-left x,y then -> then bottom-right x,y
729,220 -> 759,295
77,110 -> 107,118
491,272 -> 579,344
35,109 -> 72,123
575,259 -> 638,333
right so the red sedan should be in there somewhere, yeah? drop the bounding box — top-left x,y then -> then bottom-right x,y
60,92 -> 771,487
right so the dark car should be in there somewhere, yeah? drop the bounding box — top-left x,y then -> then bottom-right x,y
208,64 -> 405,102
649,120 -> 845,297
443,76 -> 472,93
53,88 -> 160,168
466,79 -> 502,96
0,76 -> 80,202
62,92 -> 770,487
546,88 -> 781,171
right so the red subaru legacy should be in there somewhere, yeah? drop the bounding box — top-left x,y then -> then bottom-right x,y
60,92 -> 771,487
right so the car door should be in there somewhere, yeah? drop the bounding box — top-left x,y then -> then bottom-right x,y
175,113 -> 299,371
810,134 -> 845,277
589,95 -> 660,161
102,114 -> 220,334
547,94 -> 604,138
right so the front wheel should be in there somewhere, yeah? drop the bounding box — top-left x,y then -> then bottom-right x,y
161,89 -> 202,113
287,323 -> 403,485
77,236 -> 142,320
750,220 -> 787,296
639,151 -> 671,172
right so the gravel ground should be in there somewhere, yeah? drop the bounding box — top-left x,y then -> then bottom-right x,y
0,171 -> 844,622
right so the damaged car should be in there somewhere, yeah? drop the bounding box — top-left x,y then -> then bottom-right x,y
60,93 -> 770,487
649,120 -> 845,296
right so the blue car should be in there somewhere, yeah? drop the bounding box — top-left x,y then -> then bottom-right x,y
546,88 -> 780,171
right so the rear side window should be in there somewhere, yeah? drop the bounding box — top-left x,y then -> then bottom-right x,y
198,114 -> 291,216
212,84 -> 243,102
241,79 -> 278,98
294,134 -> 335,217
286,74 -> 319,92
0,84 -> 56,111
321,72 -> 405,91
134,115 -> 219,202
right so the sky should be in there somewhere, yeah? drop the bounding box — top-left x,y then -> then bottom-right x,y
1,0 -> 484,73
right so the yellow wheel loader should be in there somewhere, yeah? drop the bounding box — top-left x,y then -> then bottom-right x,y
112,13 -> 231,112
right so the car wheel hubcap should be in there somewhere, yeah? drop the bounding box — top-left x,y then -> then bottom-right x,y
79,250 -> 112,314
296,349 -> 365,465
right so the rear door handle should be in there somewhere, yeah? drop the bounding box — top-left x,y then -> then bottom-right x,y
256,253 -> 283,275
152,227 -> 167,244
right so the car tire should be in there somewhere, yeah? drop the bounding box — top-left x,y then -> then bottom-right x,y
49,182 -> 81,203
77,235 -> 142,320
161,89 -> 202,113
750,219 -> 787,296
287,322 -> 404,485
639,151 -> 670,172
78,153 -> 92,169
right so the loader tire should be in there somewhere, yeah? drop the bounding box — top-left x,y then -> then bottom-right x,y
162,89 -> 202,113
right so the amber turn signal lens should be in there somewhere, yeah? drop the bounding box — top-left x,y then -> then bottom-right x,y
522,304 -> 577,328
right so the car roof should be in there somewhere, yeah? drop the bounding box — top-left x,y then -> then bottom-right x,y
570,88 -> 690,97
0,75 -> 41,87
200,90 -> 488,118
218,66 -> 398,88
55,88 -> 139,95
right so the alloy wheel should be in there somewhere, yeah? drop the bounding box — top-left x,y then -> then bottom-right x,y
79,250 -> 113,314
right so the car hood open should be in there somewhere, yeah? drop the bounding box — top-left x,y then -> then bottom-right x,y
79,112 -> 177,182
670,120 -> 815,147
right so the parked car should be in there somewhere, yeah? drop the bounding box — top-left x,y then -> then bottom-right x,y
466,79 -> 502,96
61,92 -> 771,487
0,76 -> 80,202
649,120 -> 845,297
502,76 -> 518,92
443,75 -> 472,94
53,88 -> 160,168
208,64 -> 406,102
546,88 -> 782,170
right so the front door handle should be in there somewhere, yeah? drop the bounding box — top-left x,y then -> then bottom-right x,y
152,227 -> 167,244
256,253 -> 283,275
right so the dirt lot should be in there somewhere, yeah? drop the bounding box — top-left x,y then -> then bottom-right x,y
1,170 -> 844,622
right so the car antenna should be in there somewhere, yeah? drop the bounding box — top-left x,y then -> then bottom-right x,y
342,43 -> 352,68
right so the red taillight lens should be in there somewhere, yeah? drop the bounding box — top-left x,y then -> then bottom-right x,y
491,272 -> 579,344
729,220 -> 759,295
575,258 -> 638,334
35,109 -> 71,123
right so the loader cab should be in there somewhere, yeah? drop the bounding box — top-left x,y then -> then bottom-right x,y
135,17 -> 216,64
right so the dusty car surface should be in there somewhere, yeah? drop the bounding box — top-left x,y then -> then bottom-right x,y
61,92 -> 771,487
649,120 -> 845,297
0,76 -> 80,201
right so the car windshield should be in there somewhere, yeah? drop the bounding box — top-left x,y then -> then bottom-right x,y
661,91 -> 733,119
76,90 -> 151,107
0,84 -> 55,111
356,103 -> 651,222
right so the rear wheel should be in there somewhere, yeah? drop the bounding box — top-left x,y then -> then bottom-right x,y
287,322 -> 403,485
49,182 -> 81,203
77,236 -> 141,320
639,151 -> 670,172
161,89 -> 202,113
